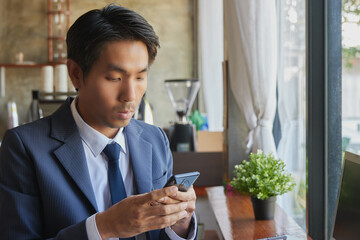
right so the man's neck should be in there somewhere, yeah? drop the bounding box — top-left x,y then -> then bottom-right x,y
75,98 -> 120,139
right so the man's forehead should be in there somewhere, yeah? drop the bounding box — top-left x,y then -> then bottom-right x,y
93,40 -> 150,72
106,63 -> 149,74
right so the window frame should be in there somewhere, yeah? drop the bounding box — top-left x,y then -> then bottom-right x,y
307,0 -> 342,239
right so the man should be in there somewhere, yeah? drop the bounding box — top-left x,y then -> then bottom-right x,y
0,4 -> 197,240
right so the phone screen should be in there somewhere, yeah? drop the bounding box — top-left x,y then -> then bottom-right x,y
164,171 -> 200,192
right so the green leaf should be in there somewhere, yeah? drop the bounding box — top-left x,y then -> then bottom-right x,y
230,150 -> 296,200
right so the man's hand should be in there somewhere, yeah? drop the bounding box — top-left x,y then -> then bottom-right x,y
158,185 -> 197,238
96,186 -> 188,239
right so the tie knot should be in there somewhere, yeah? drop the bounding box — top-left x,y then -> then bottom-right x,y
103,143 -> 121,163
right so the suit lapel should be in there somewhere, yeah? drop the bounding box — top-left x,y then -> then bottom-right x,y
50,98 -> 98,212
126,121 -> 163,240
125,120 -> 152,194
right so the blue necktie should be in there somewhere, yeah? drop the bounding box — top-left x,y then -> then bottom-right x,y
103,143 -> 135,240
103,143 -> 127,205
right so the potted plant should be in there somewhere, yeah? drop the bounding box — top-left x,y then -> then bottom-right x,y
230,150 -> 295,220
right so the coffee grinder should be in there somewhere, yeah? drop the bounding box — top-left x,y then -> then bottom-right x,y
165,79 -> 200,152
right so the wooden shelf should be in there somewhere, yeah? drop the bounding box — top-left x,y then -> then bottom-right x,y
0,1 -> 71,99
193,186 -> 207,197
48,0 -> 70,62
206,186 -> 311,240
47,10 -> 71,15
0,62 -> 66,68
47,61 -> 67,65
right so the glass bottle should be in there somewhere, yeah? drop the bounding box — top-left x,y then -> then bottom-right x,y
7,101 -> 19,129
28,90 -> 43,122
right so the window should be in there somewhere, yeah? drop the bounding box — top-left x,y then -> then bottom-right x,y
276,0 -> 306,229
307,0 -> 342,238
342,0 -> 360,155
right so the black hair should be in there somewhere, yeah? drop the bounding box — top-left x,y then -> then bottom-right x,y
66,4 -> 160,76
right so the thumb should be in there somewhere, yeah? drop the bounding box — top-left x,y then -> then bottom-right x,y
140,186 -> 178,205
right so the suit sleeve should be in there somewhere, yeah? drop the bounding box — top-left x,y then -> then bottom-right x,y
157,127 -> 198,240
0,129 -> 88,240
158,127 -> 173,181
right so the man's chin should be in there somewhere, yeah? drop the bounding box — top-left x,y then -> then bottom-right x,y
109,118 -> 132,128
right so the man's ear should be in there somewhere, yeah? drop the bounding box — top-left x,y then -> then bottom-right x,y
67,59 -> 83,90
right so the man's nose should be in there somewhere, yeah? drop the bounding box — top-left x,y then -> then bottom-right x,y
119,78 -> 136,102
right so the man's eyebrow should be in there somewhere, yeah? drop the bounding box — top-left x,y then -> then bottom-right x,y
108,64 -> 126,73
107,64 -> 148,74
138,67 -> 148,73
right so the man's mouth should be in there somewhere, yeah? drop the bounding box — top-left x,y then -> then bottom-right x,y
116,110 -> 133,120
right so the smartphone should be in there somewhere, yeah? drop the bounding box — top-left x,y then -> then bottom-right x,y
164,171 -> 200,192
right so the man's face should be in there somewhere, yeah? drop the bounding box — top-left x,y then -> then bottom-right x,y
76,40 -> 148,137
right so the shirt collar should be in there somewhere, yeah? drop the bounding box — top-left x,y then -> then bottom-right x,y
70,98 -> 126,157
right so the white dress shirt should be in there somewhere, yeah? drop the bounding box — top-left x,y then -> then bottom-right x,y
70,100 -> 196,240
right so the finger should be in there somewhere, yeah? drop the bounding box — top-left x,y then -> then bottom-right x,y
150,201 -> 160,206
149,201 -> 188,217
171,188 -> 196,202
157,196 -> 180,205
140,186 -> 178,204
147,209 -> 188,230
185,201 -> 196,214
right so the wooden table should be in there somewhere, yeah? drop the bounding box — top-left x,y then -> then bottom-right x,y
206,186 -> 310,240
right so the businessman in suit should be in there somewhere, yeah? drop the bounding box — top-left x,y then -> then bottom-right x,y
0,4 -> 197,240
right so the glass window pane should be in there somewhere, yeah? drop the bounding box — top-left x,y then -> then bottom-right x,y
276,0 -> 307,230
342,0 -> 360,155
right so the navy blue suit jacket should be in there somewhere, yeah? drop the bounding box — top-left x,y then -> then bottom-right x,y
0,98 -> 175,239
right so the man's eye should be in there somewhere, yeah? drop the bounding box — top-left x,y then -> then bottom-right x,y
107,77 -> 121,81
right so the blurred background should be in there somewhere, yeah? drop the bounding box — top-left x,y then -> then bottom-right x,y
0,0 -> 199,137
